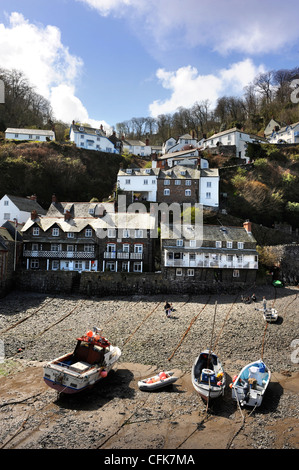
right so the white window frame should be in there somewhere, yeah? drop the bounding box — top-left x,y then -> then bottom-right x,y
164,189 -> 170,196
176,268 -> 183,276
134,244 -> 143,253
176,239 -> 183,246
33,227 -> 40,236
135,229 -> 143,238
187,268 -> 194,277
185,189 -> 191,196
238,242 -> 244,249
52,227 -> 59,236
227,241 -> 233,248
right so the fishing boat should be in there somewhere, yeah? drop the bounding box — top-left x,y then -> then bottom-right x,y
263,308 -> 278,323
191,350 -> 226,401
138,371 -> 178,391
255,307 -> 278,322
231,359 -> 271,407
43,327 -> 121,394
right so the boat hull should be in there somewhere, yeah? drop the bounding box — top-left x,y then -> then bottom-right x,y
191,350 -> 226,401
231,359 -> 270,407
138,371 -> 178,391
43,345 -> 121,394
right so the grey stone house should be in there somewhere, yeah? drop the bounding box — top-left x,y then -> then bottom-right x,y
161,220 -> 258,284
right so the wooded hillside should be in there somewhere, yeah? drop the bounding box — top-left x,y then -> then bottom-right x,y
0,140 -> 122,208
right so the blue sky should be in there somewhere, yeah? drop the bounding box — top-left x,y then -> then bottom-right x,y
0,0 -> 299,133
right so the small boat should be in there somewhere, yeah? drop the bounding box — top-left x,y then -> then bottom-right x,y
231,359 -> 271,407
263,308 -> 278,323
138,371 -> 178,391
43,327 -> 121,394
255,307 -> 278,322
191,350 -> 226,401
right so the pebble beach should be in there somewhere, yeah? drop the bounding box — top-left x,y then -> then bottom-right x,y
0,284 -> 298,450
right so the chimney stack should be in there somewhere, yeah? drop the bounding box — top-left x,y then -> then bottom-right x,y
31,210 -> 38,220
52,194 -> 57,204
64,210 -> 72,221
29,194 -> 37,201
243,220 -> 252,233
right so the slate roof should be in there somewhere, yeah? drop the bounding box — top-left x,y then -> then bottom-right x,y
161,223 -> 257,244
5,195 -> 46,214
5,128 -> 55,137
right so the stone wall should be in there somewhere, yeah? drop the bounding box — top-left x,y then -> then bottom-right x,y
15,269 -> 256,297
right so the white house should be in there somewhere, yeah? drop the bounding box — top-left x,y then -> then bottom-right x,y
0,194 -> 46,226
268,121 -> 299,144
162,134 -> 199,155
69,123 -> 118,153
117,168 -> 160,202
5,128 -> 55,142
152,148 -> 210,169
203,128 -> 267,163
122,139 -> 152,157
199,169 -> 219,207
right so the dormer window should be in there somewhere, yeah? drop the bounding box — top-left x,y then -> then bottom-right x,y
79,126 -> 84,132
52,228 -> 59,236
126,169 -> 132,174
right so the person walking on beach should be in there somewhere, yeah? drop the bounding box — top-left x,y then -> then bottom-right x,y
263,296 -> 267,311
164,301 -> 171,317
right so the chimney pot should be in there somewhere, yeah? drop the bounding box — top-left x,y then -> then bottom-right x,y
52,194 -> 57,204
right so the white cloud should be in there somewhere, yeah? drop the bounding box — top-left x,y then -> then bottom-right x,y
78,0 -> 299,55
0,12 -> 109,129
149,59 -> 265,117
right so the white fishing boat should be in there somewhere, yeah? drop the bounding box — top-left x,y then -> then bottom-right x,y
43,327 -> 121,394
231,359 -> 271,407
263,308 -> 278,323
255,307 -> 278,322
138,371 -> 178,391
191,350 -> 226,401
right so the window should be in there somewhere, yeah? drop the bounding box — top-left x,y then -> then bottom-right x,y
164,180 -> 170,185
84,244 -> 94,252
206,192 -> 211,199
206,181 -> 212,188
187,269 -> 194,277
143,179 -> 148,185
52,227 -> 59,236
30,259 -> 39,269
164,189 -> 170,196
32,243 -> 39,251
107,228 -> 116,238
189,253 -> 196,261
238,242 -> 244,249
152,179 -> 156,184
52,260 -> 59,270
185,189 -> 191,196
123,229 -> 130,238
33,227 -> 39,236
4,213 -> 10,220
51,244 -> 61,251
85,228 -> 93,237
189,240 -> 196,247
233,270 -> 240,278
67,232 -> 74,238
67,245 -> 74,252
134,244 -> 143,253
121,261 -> 129,272
75,261 -> 83,271
175,180 -> 181,185
185,180 -> 191,186
216,241 -> 222,248
176,268 -> 183,276
107,243 -> 116,253
123,244 -> 130,253
135,229 -> 143,238
133,262 -> 142,272
227,241 -> 232,248
125,179 -> 131,185
4,200 -> 8,206
176,239 -> 183,246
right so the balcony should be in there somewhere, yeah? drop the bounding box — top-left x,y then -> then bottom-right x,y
23,250 -> 95,259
